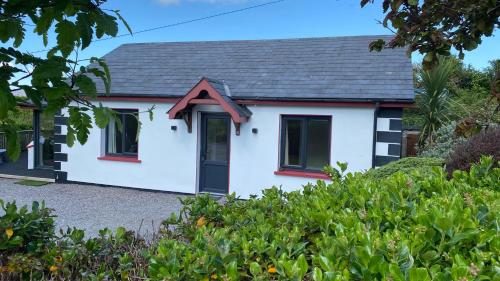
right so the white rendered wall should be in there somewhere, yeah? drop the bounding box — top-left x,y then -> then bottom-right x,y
229,105 -> 375,198
61,101 -> 198,194
61,102 -> 375,198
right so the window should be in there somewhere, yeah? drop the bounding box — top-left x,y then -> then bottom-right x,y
280,115 -> 331,171
105,109 -> 139,157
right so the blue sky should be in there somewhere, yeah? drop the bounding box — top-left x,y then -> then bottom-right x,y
19,0 -> 500,69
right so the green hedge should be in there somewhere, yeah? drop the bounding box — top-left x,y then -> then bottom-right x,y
1,157 -> 499,280
364,157 -> 445,180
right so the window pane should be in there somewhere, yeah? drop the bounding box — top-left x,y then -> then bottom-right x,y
106,111 -> 138,155
206,118 -> 228,161
284,119 -> 302,166
123,113 -> 138,154
306,119 -> 330,170
106,118 -> 122,154
115,123 -> 123,153
40,111 -> 55,167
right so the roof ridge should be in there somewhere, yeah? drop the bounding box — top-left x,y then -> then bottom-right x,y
204,77 -> 226,84
119,35 -> 394,46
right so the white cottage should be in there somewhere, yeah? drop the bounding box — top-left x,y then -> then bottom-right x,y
53,36 -> 414,198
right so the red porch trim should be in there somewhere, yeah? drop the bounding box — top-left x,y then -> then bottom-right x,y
97,156 -> 142,163
274,170 -> 331,180
188,98 -> 219,105
167,78 -> 248,123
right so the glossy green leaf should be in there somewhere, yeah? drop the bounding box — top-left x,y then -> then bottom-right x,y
75,74 -> 97,97
312,267 -> 323,281
55,20 -> 78,57
409,268 -> 431,281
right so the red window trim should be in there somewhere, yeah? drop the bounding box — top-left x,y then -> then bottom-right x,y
97,156 -> 142,163
274,169 -> 331,180
104,108 -> 141,160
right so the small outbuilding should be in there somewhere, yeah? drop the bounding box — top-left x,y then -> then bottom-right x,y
54,36 -> 414,198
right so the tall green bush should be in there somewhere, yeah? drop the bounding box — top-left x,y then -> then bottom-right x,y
1,159 -> 499,280
151,159 -> 498,280
416,58 -> 454,146
364,157 -> 445,180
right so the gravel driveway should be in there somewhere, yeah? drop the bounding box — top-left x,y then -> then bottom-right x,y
0,178 -> 186,237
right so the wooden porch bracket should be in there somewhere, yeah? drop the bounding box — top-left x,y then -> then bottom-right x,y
234,122 -> 241,136
182,111 -> 192,133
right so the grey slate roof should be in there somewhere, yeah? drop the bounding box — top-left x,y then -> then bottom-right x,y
92,36 -> 415,101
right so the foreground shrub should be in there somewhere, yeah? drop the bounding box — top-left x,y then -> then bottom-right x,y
364,157 -> 445,180
1,159 -> 499,280
446,127 -> 500,174
0,200 -> 54,255
0,205 -> 153,280
153,158 -> 499,280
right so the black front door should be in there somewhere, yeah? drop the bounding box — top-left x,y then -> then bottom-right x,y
199,113 -> 230,194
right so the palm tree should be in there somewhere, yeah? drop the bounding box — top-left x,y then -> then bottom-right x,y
417,58 -> 454,146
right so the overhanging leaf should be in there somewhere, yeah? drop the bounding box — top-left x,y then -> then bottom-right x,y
4,125 -> 20,160
75,74 -> 97,97
113,10 -> 132,35
76,13 -> 94,49
93,105 -> 112,128
55,20 -> 78,57
90,57 -> 111,95
95,12 -> 118,38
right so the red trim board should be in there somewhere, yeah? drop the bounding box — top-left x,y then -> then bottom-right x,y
96,96 -> 413,108
274,170 -> 331,180
95,96 -> 179,103
97,156 -> 142,163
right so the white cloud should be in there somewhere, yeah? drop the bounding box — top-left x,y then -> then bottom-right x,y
154,0 -> 247,6
155,0 -> 180,5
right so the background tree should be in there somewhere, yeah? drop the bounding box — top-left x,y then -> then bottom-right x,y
0,0 -> 131,160
361,0 -> 500,132
362,0 -> 499,144
416,57 -> 454,146
361,0 -> 499,69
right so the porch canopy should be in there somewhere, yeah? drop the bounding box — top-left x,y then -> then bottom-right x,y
167,77 -> 252,135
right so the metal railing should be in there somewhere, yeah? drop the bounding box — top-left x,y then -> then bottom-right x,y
0,130 -> 34,151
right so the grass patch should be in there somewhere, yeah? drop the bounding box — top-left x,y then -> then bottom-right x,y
15,180 -> 50,187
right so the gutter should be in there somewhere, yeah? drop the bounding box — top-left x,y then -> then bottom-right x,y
234,96 -> 415,104
93,94 -> 415,105
371,102 -> 380,169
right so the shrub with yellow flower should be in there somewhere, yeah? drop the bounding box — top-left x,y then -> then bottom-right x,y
5,227 -> 14,239
196,216 -> 207,227
49,265 -> 58,272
